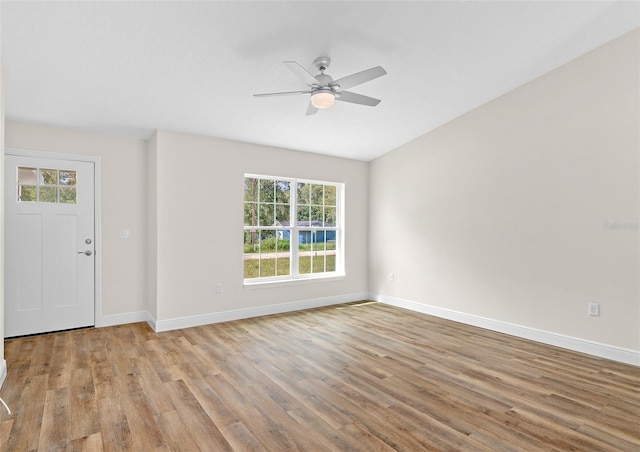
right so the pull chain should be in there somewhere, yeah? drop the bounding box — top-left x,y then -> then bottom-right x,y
0,396 -> 10,415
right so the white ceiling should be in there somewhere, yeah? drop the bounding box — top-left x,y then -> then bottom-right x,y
2,1 -> 639,161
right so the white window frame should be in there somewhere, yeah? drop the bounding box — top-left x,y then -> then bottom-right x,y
243,174 -> 345,286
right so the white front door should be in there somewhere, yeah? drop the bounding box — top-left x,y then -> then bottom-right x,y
4,154 -> 95,337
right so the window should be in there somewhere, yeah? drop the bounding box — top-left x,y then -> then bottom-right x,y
16,166 -> 77,204
244,174 -> 343,283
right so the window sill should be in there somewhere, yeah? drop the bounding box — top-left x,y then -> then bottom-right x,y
243,273 -> 345,289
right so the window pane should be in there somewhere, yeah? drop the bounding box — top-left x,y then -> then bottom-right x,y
244,203 -> 258,226
275,181 -> 290,203
259,204 -> 274,226
59,187 -> 77,204
324,185 -> 336,206
310,206 -> 323,224
326,231 -> 337,251
297,182 -> 309,205
18,185 -> 37,202
324,207 -> 336,227
244,178 -> 258,202
299,257 -> 311,274
59,170 -> 77,186
244,230 -> 259,253
310,184 -> 323,205
258,230 -> 276,277
40,186 -> 57,203
17,167 -> 37,184
297,206 -> 309,224
326,252 -> 336,272
259,180 -> 274,202
312,252 -> 326,273
275,231 -> 291,277
244,231 -> 259,278
259,229 -> 277,252
299,231 -> 311,275
298,230 -> 311,246
276,256 -> 291,276
275,204 -> 290,223
40,168 -> 58,185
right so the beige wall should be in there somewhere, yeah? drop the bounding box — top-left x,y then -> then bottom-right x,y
369,29 -> 640,351
4,122 -> 148,322
151,130 -> 369,323
146,131 -> 158,321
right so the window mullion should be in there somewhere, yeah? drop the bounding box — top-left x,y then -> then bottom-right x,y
291,181 -> 299,278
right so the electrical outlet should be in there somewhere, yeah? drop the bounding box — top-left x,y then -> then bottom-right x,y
216,283 -> 223,294
589,302 -> 600,316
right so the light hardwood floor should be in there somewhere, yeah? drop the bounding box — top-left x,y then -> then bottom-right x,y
1,301 -> 639,451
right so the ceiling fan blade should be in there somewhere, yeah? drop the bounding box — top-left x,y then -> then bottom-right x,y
253,90 -> 310,98
333,66 -> 387,90
306,103 -> 319,116
284,61 -> 321,86
336,91 -> 381,107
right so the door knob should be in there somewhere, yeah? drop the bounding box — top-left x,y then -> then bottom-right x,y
78,250 -> 93,256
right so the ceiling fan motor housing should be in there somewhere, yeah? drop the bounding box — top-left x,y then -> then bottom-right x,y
313,56 -> 331,72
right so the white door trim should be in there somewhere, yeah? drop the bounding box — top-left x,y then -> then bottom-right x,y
4,147 -> 102,331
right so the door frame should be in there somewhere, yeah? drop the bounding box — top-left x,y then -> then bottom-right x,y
4,147 -> 102,332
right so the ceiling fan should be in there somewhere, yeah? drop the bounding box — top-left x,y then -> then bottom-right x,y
253,57 -> 387,116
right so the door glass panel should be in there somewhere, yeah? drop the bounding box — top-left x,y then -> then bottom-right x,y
18,185 -> 37,202
40,168 -> 58,185
40,186 -> 58,203
59,170 -> 77,186
59,187 -> 77,204
17,167 -> 37,184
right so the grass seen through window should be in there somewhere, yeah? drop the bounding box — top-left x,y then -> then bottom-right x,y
243,255 -> 336,279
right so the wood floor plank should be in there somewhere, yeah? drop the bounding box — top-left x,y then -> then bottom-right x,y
0,418 -> 15,451
69,431 -> 104,451
96,393 -> 134,451
162,379 -> 233,451
68,367 -> 100,441
39,386 -> 70,450
1,301 -> 639,451
46,333 -> 71,390
4,374 -> 48,451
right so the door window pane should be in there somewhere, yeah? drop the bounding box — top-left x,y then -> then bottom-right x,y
18,185 -> 37,202
17,167 -> 37,184
59,170 -> 77,186
59,187 -> 77,204
40,187 -> 58,203
40,168 -> 58,185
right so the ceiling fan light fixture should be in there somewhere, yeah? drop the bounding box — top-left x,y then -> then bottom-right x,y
310,90 -> 335,109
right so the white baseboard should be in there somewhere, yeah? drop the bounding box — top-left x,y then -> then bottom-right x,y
95,311 -> 152,328
373,293 -> 640,367
0,359 -> 7,390
153,292 -> 369,332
